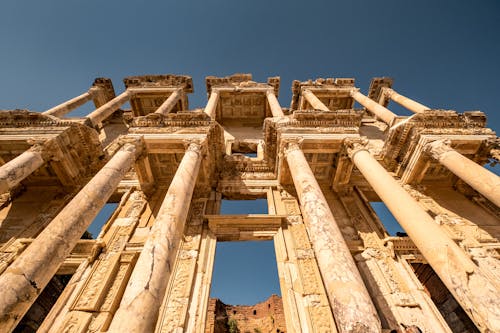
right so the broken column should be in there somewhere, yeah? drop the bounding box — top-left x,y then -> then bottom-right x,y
425,139 -> 500,207
285,141 -> 381,333
108,140 -> 205,333
0,140 -> 142,332
348,141 -> 500,332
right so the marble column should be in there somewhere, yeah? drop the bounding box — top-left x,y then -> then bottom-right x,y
0,146 -> 45,194
155,88 -> 183,115
285,141 -> 381,333
108,141 -> 205,333
0,141 -> 141,332
350,89 -> 397,125
266,89 -> 285,117
383,87 -> 429,113
204,89 -> 219,118
42,87 -> 101,118
86,90 -> 131,126
349,143 -> 500,332
302,89 -> 330,111
426,140 -> 500,206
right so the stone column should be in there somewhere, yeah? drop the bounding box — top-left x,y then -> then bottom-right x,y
108,140 -> 205,333
426,140 -> 500,206
0,140 -> 142,332
86,90 -> 131,126
285,141 -> 381,333
302,89 -> 330,111
350,89 -> 397,125
204,89 -> 219,118
0,146 -> 45,194
154,88 -> 183,115
348,142 -> 500,332
383,87 -> 429,113
42,87 -> 101,118
266,89 -> 285,117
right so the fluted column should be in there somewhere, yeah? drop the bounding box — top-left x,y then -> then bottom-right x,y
426,140 -> 500,206
0,147 -> 45,194
43,87 -> 101,118
108,140 -> 205,333
266,89 -> 285,117
382,87 -> 429,113
348,142 -> 500,332
204,89 -> 219,118
285,141 -> 381,333
86,90 -> 131,126
302,89 -> 330,111
154,88 -> 182,115
350,89 -> 397,124
0,140 -> 142,332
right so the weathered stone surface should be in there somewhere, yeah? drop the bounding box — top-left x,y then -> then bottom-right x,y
0,74 -> 497,333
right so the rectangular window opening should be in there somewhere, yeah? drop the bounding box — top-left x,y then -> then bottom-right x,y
84,202 -> 118,239
16,273 -> 73,332
411,263 -> 479,332
208,240 -> 286,332
370,202 -> 405,236
220,199 -> 268,215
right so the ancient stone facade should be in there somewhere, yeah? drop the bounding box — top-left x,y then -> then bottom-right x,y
0,73 -> 498,332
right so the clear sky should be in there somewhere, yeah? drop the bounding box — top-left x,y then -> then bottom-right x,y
1,1 -> 499,305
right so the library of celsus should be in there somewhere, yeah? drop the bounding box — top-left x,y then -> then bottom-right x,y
0,73 -> 498,333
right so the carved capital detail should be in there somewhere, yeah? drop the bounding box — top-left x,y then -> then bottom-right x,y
183,138 -> 207,156
382,87 -> 395,99
117,135 -> 145,158
424,139 -> 453,160
344,137 -> 369,159
283,137 -> 303,156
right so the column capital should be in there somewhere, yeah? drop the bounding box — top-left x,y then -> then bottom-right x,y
116,135 -> 145,158
348,88 -> 360,97
381,87 -> 395,98
344,137 -> 369,159
283,137 -> 304,156
424,139 -> 453,160
183,138 -> 207,156
26,137 -> 64,162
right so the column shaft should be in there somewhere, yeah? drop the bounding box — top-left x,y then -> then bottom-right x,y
285,143 -> 381,333
42,87 -> 99,118
302,89 -> 330,111
266,90 -> 285,117
0,149 -> 45,194
86,91 -> 131,125
0,143 -> 138,332
204,90 -> 219,118
384,88 -> 429,113
155,88 -> 182,115
351,148 -> 500,332
427,140 -> 500,206
350,90 -> 397,124
108,142 -> 204,333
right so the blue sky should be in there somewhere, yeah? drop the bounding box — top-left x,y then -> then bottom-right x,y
2,1 -> 499,305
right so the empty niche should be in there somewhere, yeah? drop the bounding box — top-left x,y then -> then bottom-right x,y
370,202 -> 405,236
